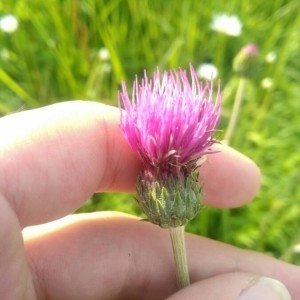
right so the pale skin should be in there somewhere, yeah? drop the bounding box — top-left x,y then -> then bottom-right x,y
0,101 -> 299,299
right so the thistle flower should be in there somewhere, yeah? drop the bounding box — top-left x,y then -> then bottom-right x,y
119,65 -> 221,228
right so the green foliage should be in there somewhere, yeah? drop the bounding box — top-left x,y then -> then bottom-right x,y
1,0 -> 300,262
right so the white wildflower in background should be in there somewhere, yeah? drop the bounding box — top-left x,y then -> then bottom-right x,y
292,244 -> 300,254
261,77 -> 273,89
210,13 -> 242,36
196,63 -> 218,80
98,47 -> 110,61
0,14 -> 18,34
96,47 -> 111,73
102,63 -> 112,73
0,49 -> 10,60
265,51 -> 277,64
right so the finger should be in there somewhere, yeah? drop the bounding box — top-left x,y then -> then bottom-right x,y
0,101 -> 260,227
166,274 -> 291,300
23,212 -> 300,300
200,143 -> 261,208
0,195 -> 35,299
0,101 -> 141,227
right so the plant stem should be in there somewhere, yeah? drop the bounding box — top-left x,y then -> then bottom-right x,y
169,226 -> 190,288
224,77 -> 247,144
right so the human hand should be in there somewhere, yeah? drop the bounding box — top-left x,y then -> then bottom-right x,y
0,101 -> 297,299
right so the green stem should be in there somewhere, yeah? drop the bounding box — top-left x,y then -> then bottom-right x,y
215,33 -> 227,75
169,226 -> 190,288
224,77 -> 247,144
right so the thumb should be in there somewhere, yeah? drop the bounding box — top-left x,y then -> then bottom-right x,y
166,273 -> 291,300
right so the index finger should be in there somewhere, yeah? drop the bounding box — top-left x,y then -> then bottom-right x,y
0,101 -> 260,227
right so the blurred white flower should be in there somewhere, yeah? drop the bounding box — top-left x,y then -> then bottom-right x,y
210,13 -> 242,36
0,14 -> 18,34
196,63 -> 218,80
261,77 -> 273,89
98,47 -> 110,61
265,51 -> 277,64
292,244 -> 300,254
0,48 -> 10,60
102,62 -> 112,73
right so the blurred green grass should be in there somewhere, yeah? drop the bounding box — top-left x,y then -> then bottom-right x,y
1,0 -> 300,262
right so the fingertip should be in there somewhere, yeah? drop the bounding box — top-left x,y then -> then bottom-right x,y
200,143 -> 261,208
166,274 -> 290,300
238,277 -> 291,300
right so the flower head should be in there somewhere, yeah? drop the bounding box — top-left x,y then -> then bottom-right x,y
265,51 -> 277,64
210,13 -> 242,37
261,77 -> 273,89
196,63 -> 219,80
119,65 -> 221,174
98,47 -> 110,61
119,65 -> 222,227
0,14 -> 18,34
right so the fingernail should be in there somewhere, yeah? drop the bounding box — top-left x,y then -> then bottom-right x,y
238,277 -> 291,300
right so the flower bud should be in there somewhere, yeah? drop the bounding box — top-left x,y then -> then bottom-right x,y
233,43 -> 260,78
136,170 -> 202,228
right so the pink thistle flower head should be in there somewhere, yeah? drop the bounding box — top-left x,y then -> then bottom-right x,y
119,65 -> 221,174
119,65 -> 222,227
